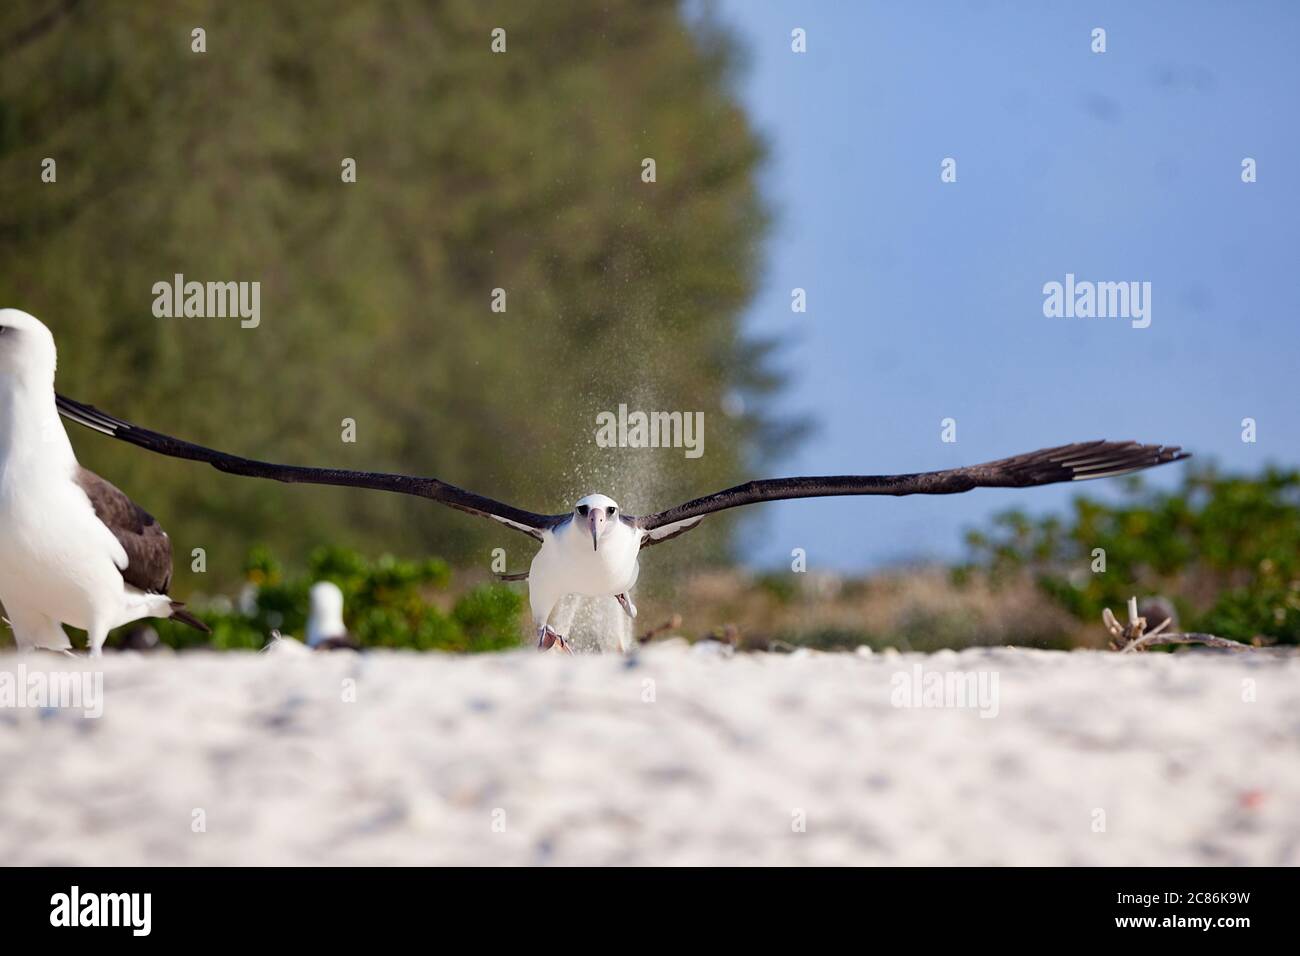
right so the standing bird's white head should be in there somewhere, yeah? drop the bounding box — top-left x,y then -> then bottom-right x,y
573,493 -> 620,551
0,309 -> 60,387
0,309 -> 74,464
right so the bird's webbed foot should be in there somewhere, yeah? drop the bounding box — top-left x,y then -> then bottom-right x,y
537,624 -> 574,654
615,593 -> 637,619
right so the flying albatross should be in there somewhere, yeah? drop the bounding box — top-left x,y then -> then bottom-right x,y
54,392 -> 1188,653
0,310 -> 209,655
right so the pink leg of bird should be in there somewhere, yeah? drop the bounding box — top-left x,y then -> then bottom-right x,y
537,624 -> 574,654
615,593 -> 637,619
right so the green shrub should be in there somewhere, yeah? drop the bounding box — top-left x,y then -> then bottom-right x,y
963,467 -> 1300,644
148,545 -> 522,651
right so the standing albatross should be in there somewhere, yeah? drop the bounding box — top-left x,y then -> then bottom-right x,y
0,310 -> 209,655
55,392 -> 1188,653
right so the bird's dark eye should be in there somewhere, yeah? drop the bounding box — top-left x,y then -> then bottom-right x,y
577,505 -> 589,516
606,506 -> 616,516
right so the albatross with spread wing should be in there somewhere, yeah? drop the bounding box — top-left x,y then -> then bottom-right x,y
55,393 -> 1188,653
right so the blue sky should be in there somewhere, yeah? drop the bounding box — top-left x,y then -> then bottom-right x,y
711,0 -> 1300,570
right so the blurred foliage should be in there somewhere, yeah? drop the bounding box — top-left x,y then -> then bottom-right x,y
962,467 -> 1300,645
753,570 -> 798,605
0,0 -> 795,592
149,545 -> 522,651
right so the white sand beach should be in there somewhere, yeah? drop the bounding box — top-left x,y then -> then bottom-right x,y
0,643 -> 1296,866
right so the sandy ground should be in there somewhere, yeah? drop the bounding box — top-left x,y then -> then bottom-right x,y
0,642 -> 1296,865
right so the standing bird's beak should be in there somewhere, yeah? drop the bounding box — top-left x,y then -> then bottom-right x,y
588,509 -> 604,551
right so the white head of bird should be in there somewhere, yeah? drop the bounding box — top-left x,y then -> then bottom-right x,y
573,492 -> 620,551
0,309 -> 73,462
0,309 -> 59,388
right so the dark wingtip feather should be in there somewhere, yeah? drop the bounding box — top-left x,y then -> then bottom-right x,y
1060,441 -> 1190,481
990,440 -> 1190,487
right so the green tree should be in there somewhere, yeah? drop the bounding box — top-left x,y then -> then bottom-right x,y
0,0 -> 790,596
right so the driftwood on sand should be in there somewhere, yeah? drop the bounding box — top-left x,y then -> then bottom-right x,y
1104,596 -> 1249,653
638,614 -> 683,645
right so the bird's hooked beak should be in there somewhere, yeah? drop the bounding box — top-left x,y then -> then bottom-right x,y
588,509 -> 604,551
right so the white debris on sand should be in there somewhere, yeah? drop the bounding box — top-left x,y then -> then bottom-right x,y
0,643 -> 1295,865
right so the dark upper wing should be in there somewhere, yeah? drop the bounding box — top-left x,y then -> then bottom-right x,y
634,441 -> 1189,547
57,394 -> 566,541
75,467 -> 174,593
